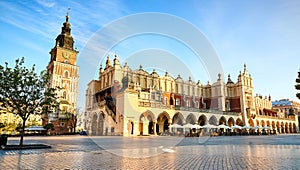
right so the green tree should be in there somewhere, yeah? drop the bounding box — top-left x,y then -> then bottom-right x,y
296,69 -> 300,100
0,57 -> 59,145
43,123 -> 54,130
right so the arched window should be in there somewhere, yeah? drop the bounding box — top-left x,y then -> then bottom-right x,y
62,91 -> 67,99
64,71 -> 69,78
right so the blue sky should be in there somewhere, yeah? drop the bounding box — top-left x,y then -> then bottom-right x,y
1,0 -> 300,111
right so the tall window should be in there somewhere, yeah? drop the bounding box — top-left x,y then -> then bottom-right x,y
64,71 -> 68,78
62,91 -> 67,99
226,100 -> 230,111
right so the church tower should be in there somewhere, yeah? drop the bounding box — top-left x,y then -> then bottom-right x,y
46,11 -> 79,130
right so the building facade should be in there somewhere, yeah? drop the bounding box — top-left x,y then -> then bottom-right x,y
84,57 -> 298,136
272,99 -> 300,130
0,105 -> 42,134
43,13 -> 79,134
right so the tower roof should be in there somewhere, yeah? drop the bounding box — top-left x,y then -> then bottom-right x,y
54,9 -> 74,50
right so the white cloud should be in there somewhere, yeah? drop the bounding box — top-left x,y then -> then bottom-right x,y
36,0 -> 55,8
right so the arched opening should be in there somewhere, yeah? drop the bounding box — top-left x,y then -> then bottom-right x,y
139,110 -> 156,135
157,112 -> 170,135
91,114 -> 97,136
148,122 -> 154,134
186,113 -> 197,124
293,123 -> 297,133
256,119 -> 259,127
172,112 -> 184,134
208,116 -> 218,125
281,122 -> 285,133
285,122 -> 289,133
289,123 -> 292,133
260,120 -> 265,127
248,119 -> 254,127
219,116 -> 227,125
276,122 -> 280,133
236,118 -> 244,126
198,115 -> 207,126
172,112 -> 184,125
64,70 -> 69,78
97,113 -> 104,135
228,117 -> 234,127
266,121 -> 270,127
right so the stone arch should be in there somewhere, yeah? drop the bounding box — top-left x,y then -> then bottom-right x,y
248,119 -> 254,127
198,114 -> 207,126
293,123 -> 297,133
208,115 -> 218,125
289,122 -> 292,133
186,113 -> 197,124
276,121 -> 280,133
172,112 -> 185,125
271,121 -> 275,130
236,118 -> 244,126
281,122 -> 285,133
97,112 -> 105,135
266,121 -> 270,127
91,113 -> 98,136
260,120 -> 265,127
228,117 -> 235,127
157,111 -> 171,134
285,122 -> 289,133
219,116 -> 227,125
140,110 -> 156,122
139,110 -> 156,135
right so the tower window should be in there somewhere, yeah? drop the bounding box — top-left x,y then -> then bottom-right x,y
64,71 -> 69,78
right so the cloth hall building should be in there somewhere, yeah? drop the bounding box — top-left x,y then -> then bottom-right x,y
84,57 -> 298,136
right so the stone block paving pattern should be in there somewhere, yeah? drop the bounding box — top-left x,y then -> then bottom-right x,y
0,135 -> 300,169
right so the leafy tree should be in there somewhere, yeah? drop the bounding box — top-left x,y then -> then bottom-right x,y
296,69 -> 300,100
61,110 -> 77,133
0,57 -> 59,145
43,123 -> 54,131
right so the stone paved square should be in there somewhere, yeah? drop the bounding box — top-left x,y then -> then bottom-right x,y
0,134 -> 300,169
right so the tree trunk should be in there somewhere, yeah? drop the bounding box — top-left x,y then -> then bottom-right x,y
19,119 -> 26,146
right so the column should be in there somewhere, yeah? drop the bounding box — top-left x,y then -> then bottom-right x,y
143,121 -> 149,135
153,122 -> 157,135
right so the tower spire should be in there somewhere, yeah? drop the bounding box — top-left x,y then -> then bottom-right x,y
66,8 -> 70,22
54,9 -> 74,50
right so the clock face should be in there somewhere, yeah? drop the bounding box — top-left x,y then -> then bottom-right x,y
62,52 -> 70,59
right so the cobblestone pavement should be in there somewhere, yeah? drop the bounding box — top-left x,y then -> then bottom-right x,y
0,135 -> 300,169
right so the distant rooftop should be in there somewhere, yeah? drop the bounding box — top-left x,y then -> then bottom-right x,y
272,99 -> 292,106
